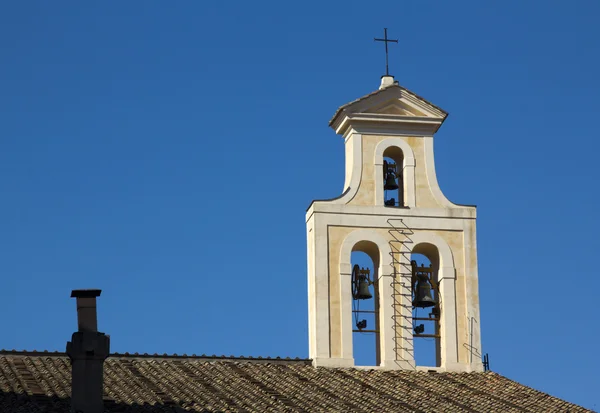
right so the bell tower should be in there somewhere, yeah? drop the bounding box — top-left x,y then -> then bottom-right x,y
306,74 -> 483,372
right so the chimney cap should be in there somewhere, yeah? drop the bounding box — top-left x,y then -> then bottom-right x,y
71,289 -> 102,298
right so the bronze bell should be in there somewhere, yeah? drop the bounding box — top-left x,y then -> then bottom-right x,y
352,265 -> 373,300
413,272 -> 436,308
355,277 -> 372,300
384,171 -> 399,190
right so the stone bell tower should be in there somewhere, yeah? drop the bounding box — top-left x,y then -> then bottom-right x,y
306,74 -> 483,372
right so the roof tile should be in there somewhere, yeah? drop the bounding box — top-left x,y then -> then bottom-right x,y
0,352 -> 591,412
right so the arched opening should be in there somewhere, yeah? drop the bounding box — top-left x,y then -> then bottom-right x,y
411,244 -> 441,367
351,241 -> 380,366
383,147 -> 404,208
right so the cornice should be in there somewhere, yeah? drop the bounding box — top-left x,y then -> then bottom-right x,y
335,113 -> 444,136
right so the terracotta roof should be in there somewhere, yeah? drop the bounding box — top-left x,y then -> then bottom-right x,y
0,351 -> 591,413
328,84 -> 449,128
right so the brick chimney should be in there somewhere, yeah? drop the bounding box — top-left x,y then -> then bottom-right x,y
66,289 -> 110,413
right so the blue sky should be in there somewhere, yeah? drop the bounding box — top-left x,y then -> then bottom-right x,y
1,1 -> 599,410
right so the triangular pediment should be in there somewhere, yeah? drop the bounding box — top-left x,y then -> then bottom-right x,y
329,83 -> 448,135
364,100 -> 428,117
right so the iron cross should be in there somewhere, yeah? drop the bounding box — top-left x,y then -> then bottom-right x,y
374,28 -> 398,76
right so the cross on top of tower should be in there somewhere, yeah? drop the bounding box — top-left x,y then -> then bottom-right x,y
374,28 -> 398,77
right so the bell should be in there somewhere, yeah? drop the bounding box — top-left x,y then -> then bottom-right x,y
413,273 -> 436,308
355,277 -> 373,300
384,171 -> 399,190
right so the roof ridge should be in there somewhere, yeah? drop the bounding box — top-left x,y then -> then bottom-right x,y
0,349 -> 311,364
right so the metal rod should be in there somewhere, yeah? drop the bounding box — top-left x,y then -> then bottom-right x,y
414,334 -> 440,338
374,28 -> 398,76
353,329 -> 379,333
413,317 -> 439,321
470,317 -> 473,363
384,28 -> 389,75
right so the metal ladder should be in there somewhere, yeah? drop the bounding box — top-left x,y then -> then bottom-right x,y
386,218 -> 415,366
